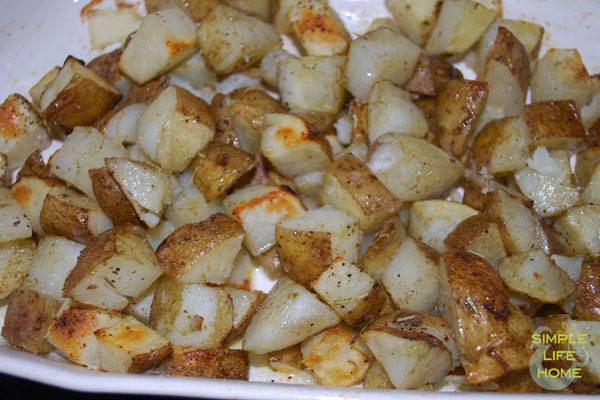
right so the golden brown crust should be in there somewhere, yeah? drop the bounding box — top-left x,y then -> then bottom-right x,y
575,261 -> 600,321
485,27 -> 530,92
89,167 -> 144,226
167,347 -> 249,380
524,100 -> 587,149
40,193 -> 93,244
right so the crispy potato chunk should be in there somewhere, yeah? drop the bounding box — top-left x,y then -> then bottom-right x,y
524,101 -> 588,150
89,167 -> 144,226
360,217 -> 406,281
1,288 -> 60,354
168,346 -> 249,380
16,150 -> 50,181
439,252 -> 535,384
575,261 -> 600,321
386,0 -> 442,47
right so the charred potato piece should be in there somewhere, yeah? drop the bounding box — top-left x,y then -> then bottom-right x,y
167,346 -> 249,380
524,101 -> 588,150
360,216 -> 406,281
0,238 -> 35,299
89,167 -> 144,226
385,0 -> 442,47
575,261 -> 600,321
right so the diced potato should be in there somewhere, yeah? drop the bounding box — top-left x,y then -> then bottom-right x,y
222,286 -> 265,344
508,290 -> 543,317
269,344 -> 304,374
119,8 -> 198,84
103,103 -> 148,146
301,327 -> 371,386
150,279 -> 233,348
385,0 -> 442,47
408,200 -> 479,253
145,0 -> 220,22
261,113 -> 333,178
552,205 -> 600,260
167,346 -> 249,380
575,261 -> 600,321
0,187 -> 33,242
124,282 -> 157,325
243,276 -> 340,353
366,134 -> 464,202
49,126 -> 128,199
272,0 -> 296,34
312,257 -> 386,326
360,312 -> 456,389
259,48 -> 298,88
531,48 -> 595,111
320,154 -> 402,233
106,157 -> 173,228
425,0 -> 498,56
382,237 -> 439,313
364,359 -> 395,389
137,85 -> 215,173
16,150 -> 50,182
514,148 -> 580,217
367,80 -> 428,143
462,170 -> 532,212
275,206 -> 360,287
29,66 -> 60,108
86,48 -> 130,96
444,214 -> 507,267
87,9 -> 141,50
10,176 -> 62,234
170,51 -> 217,89
524,101 -> 588,150
438,252 -> 534,384
46,303 -> 123,367
1,288 -> 60,354
436,79 -> 488,156
360,217 -> 406,281
156,213 -> 244,284
287,0 -> 350,56
39,189 -> 113,244
467,116 -> 530,176
576,146 -> 600,186
197,4 -> 280,75
293,171 -> 323,199
345,27 -> 421,100
223,185 -> 306,256
404,54 -> 464,97
582,163 -> 600,204
63,224 -> 163,310
0,239 -> 35,299
94,315 -> 171,373
498,249 -> 576,303
0,94 -> 50,171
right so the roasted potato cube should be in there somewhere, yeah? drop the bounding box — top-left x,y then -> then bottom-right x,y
50,126 -> 128,199
29,66 -> 60,108
137,85 -> 215,173
10,176 -> 63,235
552,205 -> 600,260
514,148 -> 580,217
145,0 -> 219,22
63,224 -> 163,310
94,315 -> 171,373
89,166 -> 144,226
301,327 -> 371,386
24,235 -> 84,301
2,288 -> 60,354
576,145 -> 600,186
16,150 -> 50,181
224,185 -> 306,256
582,163 -> 600,204
360,312 -> 456,389
106,157 -> 173,228
0,238 -> 35,299
150,279 -> 233,348
404,53 -> 463,97
382,237 -> 439,313
385,0 -> 442,47
0,187 -> 33,242
119,8 -> 197,84
408,200 -> 478,253
46,303 -> 123,367
87,9 -> 141,51
268,344 -> 303,374
425,0 -> 498,56
312,257 -> 386,326
462,170 -> 532,212
524,101 -> 588,150
170,51 -> 217,90
261,113 -> 333,178
436,79 -> 488,156
275,206 -> 360,287
444,214 -> 507,267
439,252 -> 535,384
367,80 -> 428,143
360,217 -> 406,281
320,154 -> 402,233
278,56 -> 346,114
364,359 -> 395,389
366,133 -> 464,202
259,48 -> 298,89
498,249 -> 576,304
532,48 -> 596,111
222,286 -> 265,344
197,4 -> 280,75
156,213 -> 244,284
167,346 -> 249,380
243,276 -> 340,353
272,0 -> 296,34
468,116 -> 530,176
292,171 -> 323,199
345,27 -> 421,100
0,94 -> 50,172
575,261 -> 600,321
102,103 -> 148,146
40,57 -> 121,129
287,0 -> 350,56
86,48 -> 130,95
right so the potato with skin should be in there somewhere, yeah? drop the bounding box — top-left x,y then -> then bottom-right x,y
1,288 -> 60,354
576,146 -> 600,186
145,0 -> 220,22
10,176 -> 66,235
552,205 -> 600,260
29,66 -> 60,108
268,344 -> 304,374
222,287 -> 266,344
360,216 -> 406,281
462,170 -> 532,212
156,213 -> 245,284
364,359 -> 395,389
438,252 -> 535,384
86,48 -> 128,93
575,261 -> 600,321
524,101 -> 588,150
0,93 -> 51,171
119,8 -> 198,84
404,53 -> 463,97
0,187 -> 33,242
89,167 -> 144,226
0,153 -> 7,186
582,163 -> 600,204
167,346 -> 249,380
16,150 -> 50,181
0,239 -> 35,299
63,224 -> 163,310
137,85 -> 215,173
197,4 -> 280,75
276,206 -> 360,287
385,0 -> 442,48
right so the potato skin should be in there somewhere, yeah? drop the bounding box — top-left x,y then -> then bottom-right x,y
89,167 -> 144,226
405,54 -> 463,96
360,216 -> 406,281
575,261 -> 600,321
167,347 -> 249,380
40,193 -> 96,244
86,48 -> 124,86
524,100 -> 587,149
17,150 -> 50,181
485,27 -> 530,92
